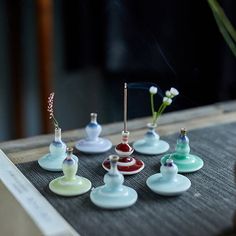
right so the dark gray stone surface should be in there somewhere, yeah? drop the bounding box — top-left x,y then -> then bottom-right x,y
17,123 -> 236,236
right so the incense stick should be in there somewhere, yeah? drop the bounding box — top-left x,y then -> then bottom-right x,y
124,83 -> 127,132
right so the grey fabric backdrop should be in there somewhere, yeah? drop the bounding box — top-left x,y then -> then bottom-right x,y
17,123 -> 236,236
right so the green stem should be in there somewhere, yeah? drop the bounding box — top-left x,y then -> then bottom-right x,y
153,103 -> 167,124
158,104 -> 167,117
156,103 -> 164,115
51,115 -> 59,129
150,93 -> 155,119
154,104 -> 162,122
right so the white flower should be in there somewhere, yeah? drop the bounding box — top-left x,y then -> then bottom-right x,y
163,97 -> 172,105
165,90 -> 171,97
170,87 -> 179,96
149,86 -> 158,94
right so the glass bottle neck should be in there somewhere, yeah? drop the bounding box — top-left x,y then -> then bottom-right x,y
90,113 -> 97,123
110,161 -> 118,175
109,155 -> 119,175
54,128 -> 62,142
66,148 -> 73,160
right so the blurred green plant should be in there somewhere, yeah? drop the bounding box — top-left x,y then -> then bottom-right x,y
207,0 -> 236,57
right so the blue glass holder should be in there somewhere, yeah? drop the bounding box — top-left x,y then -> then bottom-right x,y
161,128 -> 204,173
38,128 -> 78,171
75,113 -> 112,154
147,159 -> 191,196
91,155 -> 138,209
133,123 -> 169,155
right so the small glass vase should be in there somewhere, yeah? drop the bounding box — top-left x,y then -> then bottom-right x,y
160,128 -> 204,173
49,147 -> 92,196
75,113 -> 112,154
38,127 -> 78,171
49,127 -> 67,157
85,113 -> 102,142
133,123 -> 169,155
146,159 -> 191,196
90,155 -> 138,209
144,123 -> 160,145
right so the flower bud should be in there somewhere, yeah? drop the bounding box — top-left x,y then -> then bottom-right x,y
163,97 -> 172,105
170,87 -> 179,96
149,86 -> 158,94
165,90 -> 171,97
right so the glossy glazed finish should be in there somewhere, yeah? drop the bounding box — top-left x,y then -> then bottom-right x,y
38,128 -> 74,171
49,148 -> 91,196
49,176 -> 92,197
160,128 -> 204,173
91,155 -> 138,209
102,157 -> 144,175
102,131 -> 144,175
115,131 -> 134,156
62,149 -> 78,181
75,113 -> 112,154
133,123 -> 169,155
85,113 -> 102,141
146,159 -> 191,196
144,123 -> 160,144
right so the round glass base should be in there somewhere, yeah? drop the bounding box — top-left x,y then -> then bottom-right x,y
38,153 -> 78,171
133,139 -> 169,155
102,157 -> 145,175
49,176 -> 91,196
160,153 -> 204,173
90,185 -> 137,209
75,138 -> 112,154
146,173 -> 191,196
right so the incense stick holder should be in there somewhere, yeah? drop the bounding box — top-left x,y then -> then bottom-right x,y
102,131 -> 144,175
146,159 -> 191,196
160,128 -> 204,173
75,113 -> 112,154
49,147 -> 92,196
91,155 -> 137,209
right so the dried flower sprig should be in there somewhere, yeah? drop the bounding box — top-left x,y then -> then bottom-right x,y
150,86 -> 179,125
47,92 -> 59,129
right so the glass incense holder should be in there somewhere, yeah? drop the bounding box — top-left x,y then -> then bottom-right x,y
161,128 -> 204,173
49,147 -> 91,196
90,155 -> 137,209
102,131 -> 144,175
146,159 -> 191,196
38,128 -> 78,171
75,113 -> 112,154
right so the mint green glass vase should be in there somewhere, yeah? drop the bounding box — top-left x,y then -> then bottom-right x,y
161,128 -> 204,173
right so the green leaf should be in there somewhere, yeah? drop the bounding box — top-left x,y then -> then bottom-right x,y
207,0 -> 236,57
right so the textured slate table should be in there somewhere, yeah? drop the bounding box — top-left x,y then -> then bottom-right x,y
17,123 -> 236,236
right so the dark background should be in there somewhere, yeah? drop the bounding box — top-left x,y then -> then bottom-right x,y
0,0 -> 235,141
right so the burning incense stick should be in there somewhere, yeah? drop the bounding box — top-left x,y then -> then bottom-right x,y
124,83 -> 127,132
